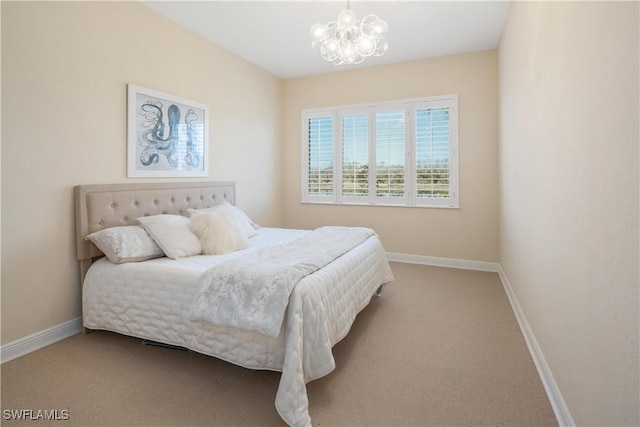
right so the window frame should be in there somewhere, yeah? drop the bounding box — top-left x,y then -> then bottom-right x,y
301,95 -> 459,209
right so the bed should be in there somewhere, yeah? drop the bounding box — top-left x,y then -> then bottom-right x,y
75,181 -> 394,426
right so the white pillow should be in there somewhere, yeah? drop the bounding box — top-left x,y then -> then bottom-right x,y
189,201 -> 257,238
86,225 -> 164,264
190,210 -> 249,255
136,214 -> 202,259
233,205 -> 260,233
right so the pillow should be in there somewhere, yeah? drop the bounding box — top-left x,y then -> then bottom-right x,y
136,214 -> 202,259
189,201 -> 258,238
190,210 -> 249,255
86,225 -> 164,264
233,205 -> 260,233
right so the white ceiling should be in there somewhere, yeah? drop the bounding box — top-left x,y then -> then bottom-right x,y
142,1 -> 511,79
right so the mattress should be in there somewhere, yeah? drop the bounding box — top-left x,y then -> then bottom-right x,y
83,227 -> 394,426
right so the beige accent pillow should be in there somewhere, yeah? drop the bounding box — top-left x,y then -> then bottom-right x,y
136,214 -> 202,259
86,225 -> 164,264
190,210 -> 249,255
189,201 -> 257,238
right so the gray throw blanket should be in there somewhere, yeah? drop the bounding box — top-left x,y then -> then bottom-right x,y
189,226 -> 375,337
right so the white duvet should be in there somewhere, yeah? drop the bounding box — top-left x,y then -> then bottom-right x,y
83,227 -> 394,426
190,226 -> 375,338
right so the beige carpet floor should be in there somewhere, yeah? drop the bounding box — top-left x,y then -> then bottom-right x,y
1,262 -> 557,426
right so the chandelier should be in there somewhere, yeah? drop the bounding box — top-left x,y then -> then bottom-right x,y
310,2 -> 388,65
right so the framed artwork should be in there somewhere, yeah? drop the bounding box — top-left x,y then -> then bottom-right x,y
127,84 -> 209,177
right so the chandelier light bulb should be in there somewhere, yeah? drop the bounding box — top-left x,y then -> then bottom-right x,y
337,9 -> 356,29
356,34 -> 375,56
326,39 -> 339,52
310,23 -> 326,40
310,6 -> 388,65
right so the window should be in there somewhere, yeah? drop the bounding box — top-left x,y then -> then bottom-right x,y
341,112 -> 369,199
302,95 -> 458,208
305,112 -> 335,199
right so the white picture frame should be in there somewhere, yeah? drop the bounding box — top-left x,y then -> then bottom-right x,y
127,84 -> 209,178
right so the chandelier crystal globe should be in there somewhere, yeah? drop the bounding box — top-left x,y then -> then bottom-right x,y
310,4 -> 388,65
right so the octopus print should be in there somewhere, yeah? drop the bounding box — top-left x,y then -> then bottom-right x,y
137,102 -> 201,169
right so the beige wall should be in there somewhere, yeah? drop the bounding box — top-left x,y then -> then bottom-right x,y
499,2 -> 639,425
1,1 -> 283,344
282,51 -> 499,262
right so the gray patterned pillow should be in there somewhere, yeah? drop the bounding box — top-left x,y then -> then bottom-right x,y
86,225 -> 164,264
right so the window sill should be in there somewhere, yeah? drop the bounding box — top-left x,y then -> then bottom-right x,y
300,200 -> 460,209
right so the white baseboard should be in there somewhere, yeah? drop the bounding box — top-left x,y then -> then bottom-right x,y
1,316 -> 83,364
498,266 -> 575,427
387,252 -> 500,272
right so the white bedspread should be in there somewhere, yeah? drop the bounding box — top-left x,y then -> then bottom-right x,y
83,227 -> 394,427
190,226 -> 375,338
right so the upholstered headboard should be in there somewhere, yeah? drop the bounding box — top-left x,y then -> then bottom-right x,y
74,181 -> 236,278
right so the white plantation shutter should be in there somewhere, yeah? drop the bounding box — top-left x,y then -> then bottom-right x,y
302,95 -> 458,208
375,110 -> 407,202
341,113 -> 369,199
412,99 -> 458,207
303,112 -> 335,202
